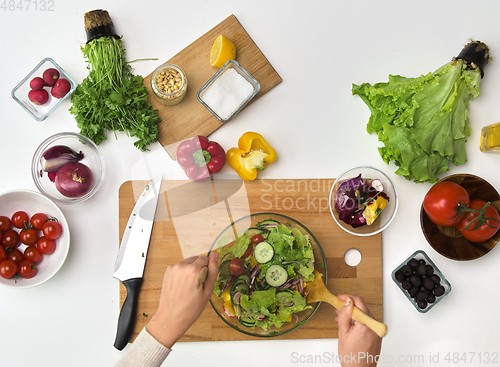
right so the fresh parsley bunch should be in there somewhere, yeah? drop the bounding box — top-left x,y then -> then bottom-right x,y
70,37 -> 160,151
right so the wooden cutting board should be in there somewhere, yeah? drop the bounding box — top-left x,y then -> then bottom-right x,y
118,179 -> 383,342
143,14 -> 282,158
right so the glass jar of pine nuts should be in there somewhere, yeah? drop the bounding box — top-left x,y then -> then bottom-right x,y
151,63 -> 188,106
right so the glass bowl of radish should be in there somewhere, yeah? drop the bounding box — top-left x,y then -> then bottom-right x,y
31,132 -> 104,204
329,166 -> 398,236
208,212 -> 327,338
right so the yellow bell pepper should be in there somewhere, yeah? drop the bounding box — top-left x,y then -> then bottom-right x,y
226,132 -> 277,181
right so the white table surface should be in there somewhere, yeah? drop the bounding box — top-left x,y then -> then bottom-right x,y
1,1 -> 500,366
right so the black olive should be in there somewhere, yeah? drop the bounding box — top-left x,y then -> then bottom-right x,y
426,293 -> 436,303
426,265 -> 434,276
401,265 -> 413,276
417,290 -> 428,301
417,300 -> 428,309
402,280 -> 412,290
396,272 -> 406,282
434,285 -> 445,297
409,274 -> 422,287
423,278 -> 435,290
408,258 -> 419,269
417,265 -> 427,276
409,287 -> 419,297
419,259 -> 426,266
430,274 -> 441,285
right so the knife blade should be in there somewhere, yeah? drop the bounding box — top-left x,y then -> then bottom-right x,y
113,174 -> 162,351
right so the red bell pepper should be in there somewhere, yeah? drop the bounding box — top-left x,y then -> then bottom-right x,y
176,136 -> 226,182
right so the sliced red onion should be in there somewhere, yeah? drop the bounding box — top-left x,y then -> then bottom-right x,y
219,276 -> 236,294
41,145 -> 84,172
304,287 -> 312,298
282,302 -> 294,307
292,314 -> 299,323
263,223 -> 278,228
256,314 -> 266,321
299,278 -> 304,294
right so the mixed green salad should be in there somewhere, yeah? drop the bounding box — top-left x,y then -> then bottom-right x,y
214,218 -> 317,331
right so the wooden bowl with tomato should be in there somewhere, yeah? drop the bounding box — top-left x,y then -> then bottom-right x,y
420,174 -> 500,261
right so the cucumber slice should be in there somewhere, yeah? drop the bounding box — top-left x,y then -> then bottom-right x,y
254,241 -> 274,264
265,265 -> 288,287
276,290 -> 294,304
244,227 -> 265,238
217,259 -> 231,280
256,219 -> 280,228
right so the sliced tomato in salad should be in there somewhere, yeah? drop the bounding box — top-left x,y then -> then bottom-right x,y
228,257 -> 246,276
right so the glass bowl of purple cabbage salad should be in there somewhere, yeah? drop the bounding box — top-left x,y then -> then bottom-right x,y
329,166 -> 398,236
31,132 -> 104,204
209,212 -> 327,337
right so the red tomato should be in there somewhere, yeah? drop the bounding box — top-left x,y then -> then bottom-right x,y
423,181 -> 470,226
11,211 -> 29,229
250,234 -> 265,245
7,249 -> 24,264
456,200 -> 500,243
0,216 -> 12,232
1,230 -> 20,249
0,260 -> 18,279
24,245 -> 43,264
18,260 -> 37,279
228,257 -> 246,276
0,246 -> 6,263
20,228 -> 39,246
30,213 -> 48,231
37,237 -> 56,255
42,221 -> 62,240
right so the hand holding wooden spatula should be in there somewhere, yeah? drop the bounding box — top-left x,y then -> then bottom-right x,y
304,271 -> 387,338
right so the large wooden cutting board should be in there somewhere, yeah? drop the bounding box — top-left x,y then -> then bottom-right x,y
143,14 -> 282,158
118,179 -> 383,342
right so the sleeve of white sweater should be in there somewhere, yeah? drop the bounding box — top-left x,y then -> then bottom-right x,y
115,327 -> 171,367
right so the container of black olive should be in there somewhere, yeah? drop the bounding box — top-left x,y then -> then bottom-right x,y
392,250 -> 451,313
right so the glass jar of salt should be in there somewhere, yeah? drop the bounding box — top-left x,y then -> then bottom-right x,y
198,60 -> 260,122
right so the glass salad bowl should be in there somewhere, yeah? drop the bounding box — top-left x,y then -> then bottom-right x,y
329,166 -> 399,236
208,212 -> 327,338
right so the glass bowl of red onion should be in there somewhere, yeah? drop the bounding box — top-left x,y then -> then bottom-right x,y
31,132 -> 104,204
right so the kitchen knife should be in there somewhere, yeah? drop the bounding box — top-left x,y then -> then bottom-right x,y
113,174 -> 163,351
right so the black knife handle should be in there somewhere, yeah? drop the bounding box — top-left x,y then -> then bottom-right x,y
114,278 -> 143,350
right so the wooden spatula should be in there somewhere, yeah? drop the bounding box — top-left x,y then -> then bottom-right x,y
305,271 -> 387,338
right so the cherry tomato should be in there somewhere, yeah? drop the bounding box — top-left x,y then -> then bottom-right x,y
24,245 -> 43,264
228,257 -> 246,276
0,260 -> 18,279
20,228 -> 39,246
42,220 -> 62,240
423,181 -> 470,226
37,237 -> 56,255
0,246 -> 6,263
456,200 -> 500,243
0,216 -> 12,232
1,230 -> 20,249
7,249 -> 24,264
250,234 -> 265,245
11,211 -> 29,229
30,213 -> 48,231
18,260 -> 37,279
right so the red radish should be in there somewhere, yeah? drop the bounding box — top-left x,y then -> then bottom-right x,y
51,78 -> 71,98
43,68 -> 60,87
55,162 -> 93,197
28,89 -> 49,105
30,77 -> 45,91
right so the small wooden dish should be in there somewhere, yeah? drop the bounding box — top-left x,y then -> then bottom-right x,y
420,174 -> 500,261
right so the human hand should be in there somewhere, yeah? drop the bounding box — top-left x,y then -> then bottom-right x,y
335,294 -> 382,367
146,251 -> 219,348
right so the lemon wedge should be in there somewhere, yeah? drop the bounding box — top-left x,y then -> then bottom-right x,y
210,35 -> 236,68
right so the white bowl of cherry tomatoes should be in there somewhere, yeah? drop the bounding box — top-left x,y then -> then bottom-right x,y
0,190 -> 70,288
